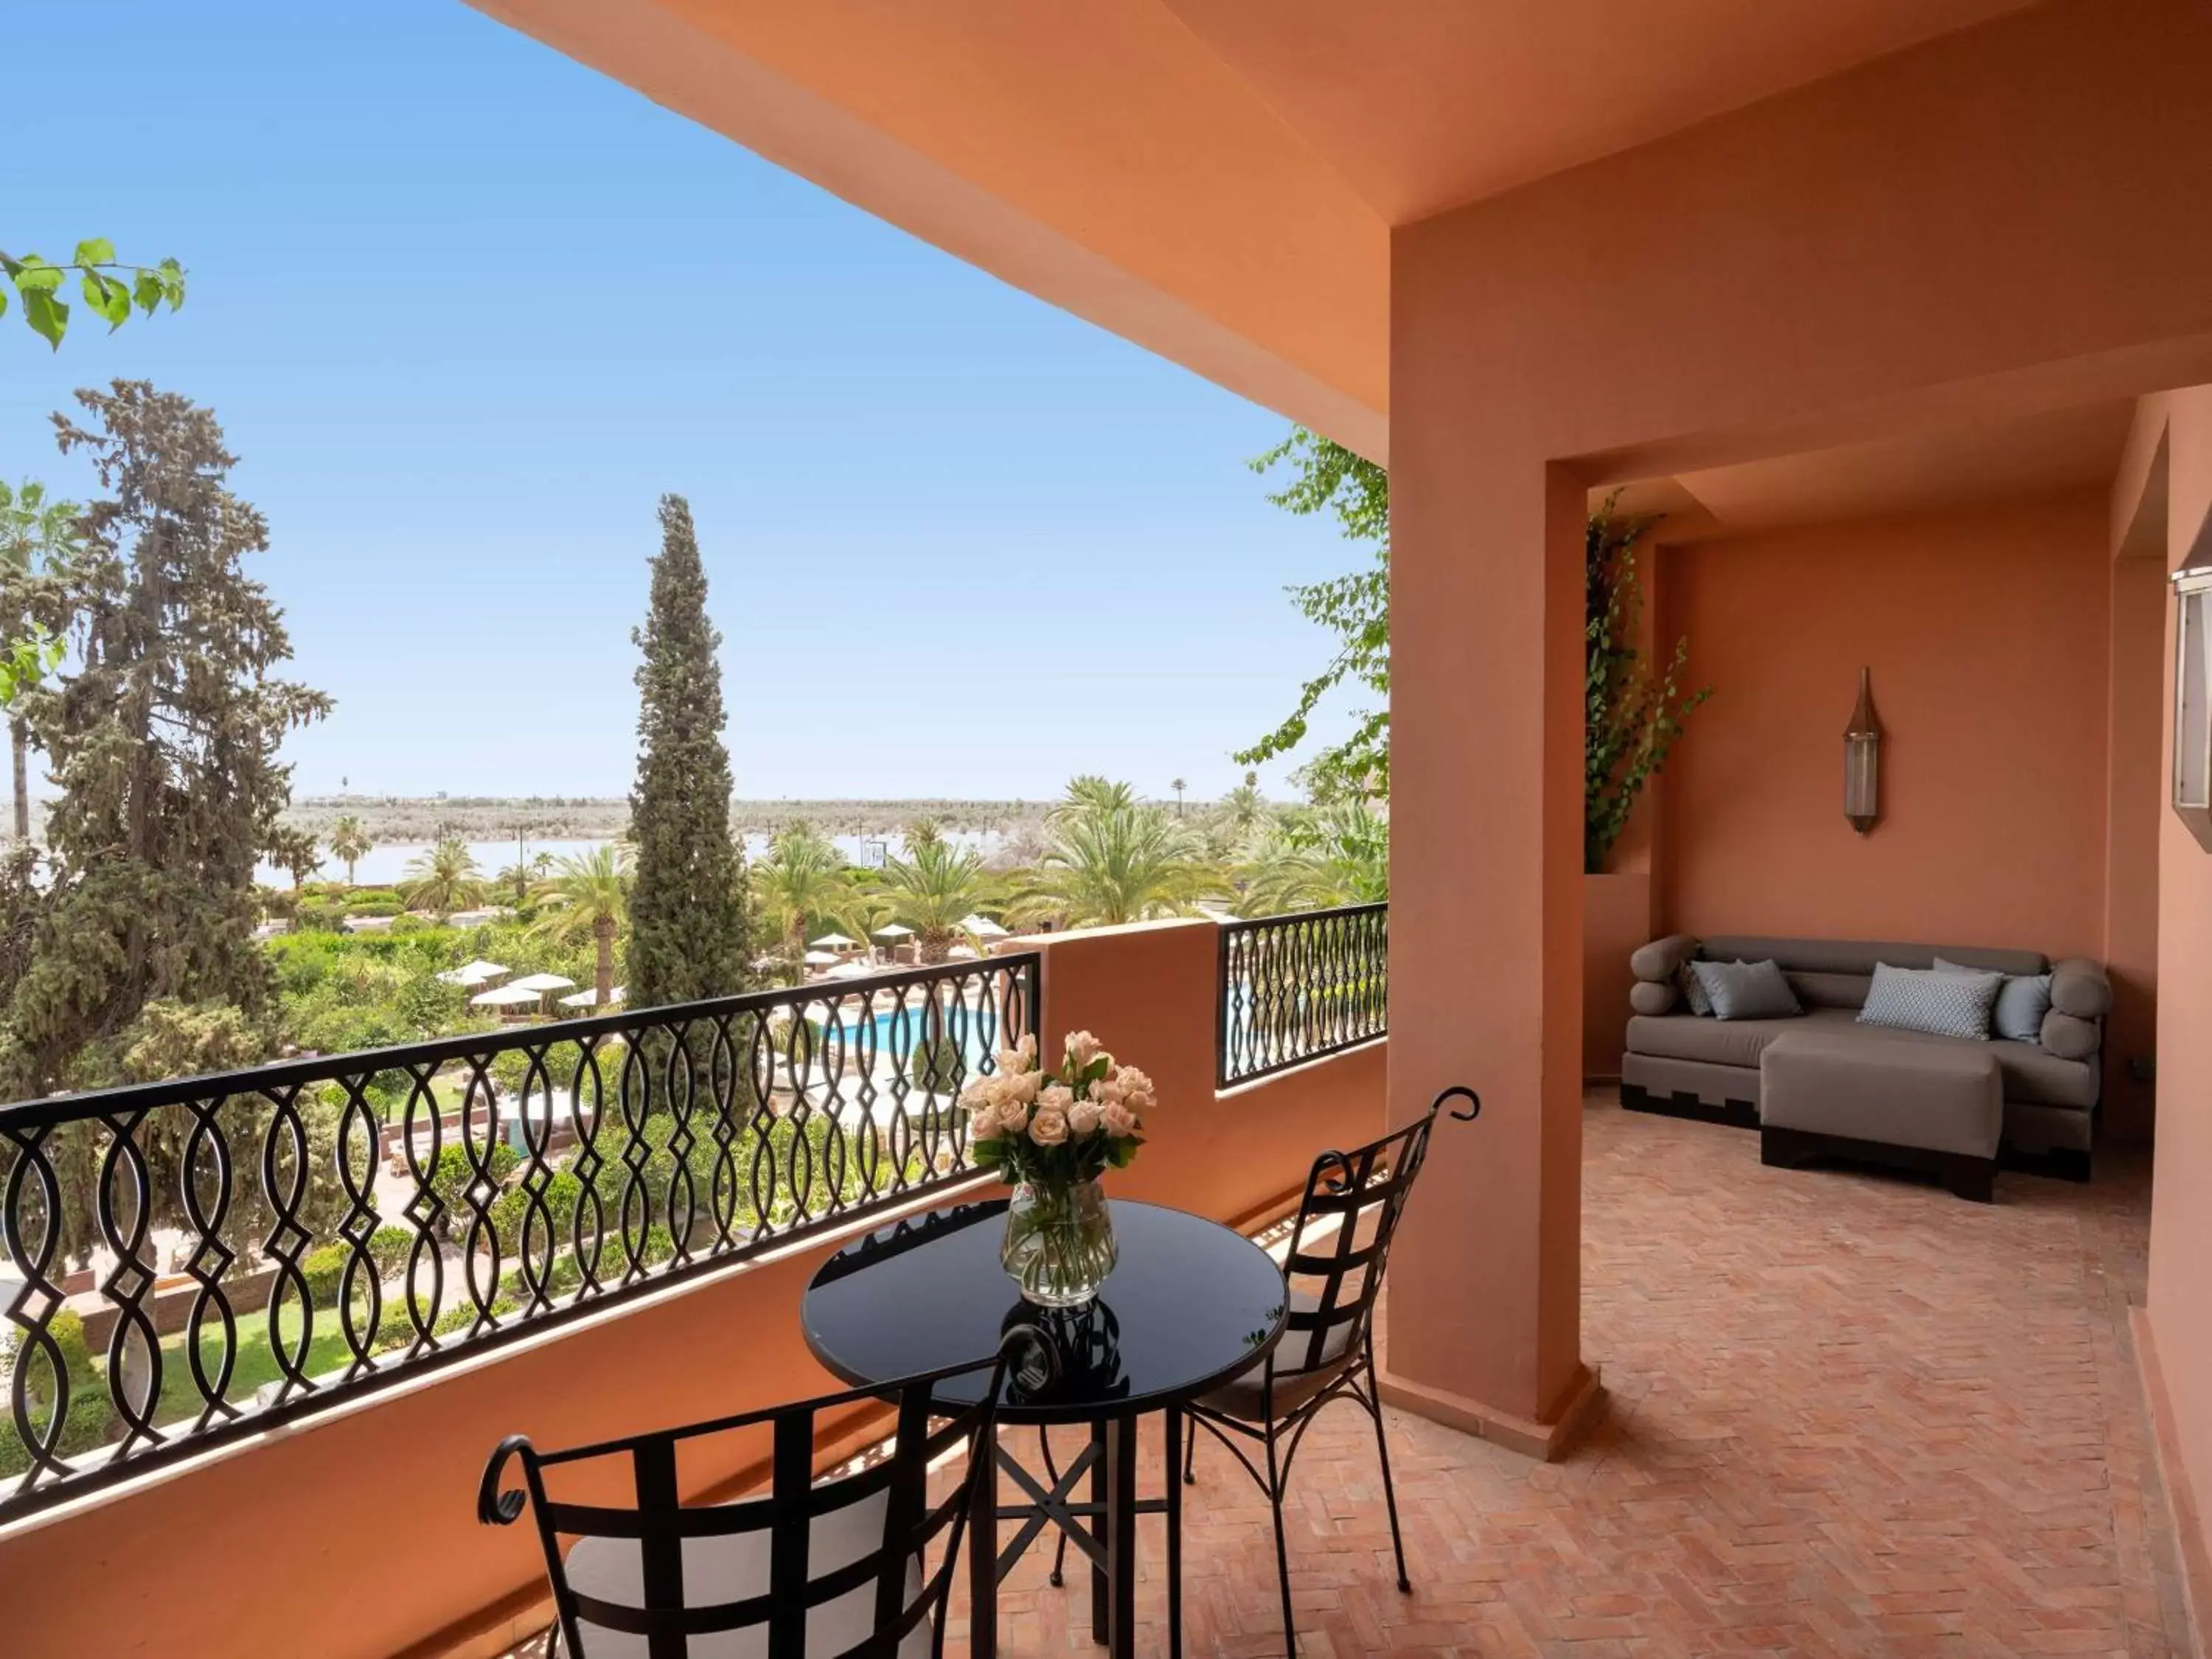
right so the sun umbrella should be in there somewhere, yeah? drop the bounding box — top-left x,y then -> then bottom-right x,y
470,984 -> 545,1008
810,933 -> 860,949
437,959 -> 510,987
803,949 -> 842,967
557,986 -> 625,1009
508,971 -> 577,994
872,923 -> 916,939
961,915 -> 1010,939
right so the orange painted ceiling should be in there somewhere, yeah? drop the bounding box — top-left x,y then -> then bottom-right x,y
475,0 -> 2042,452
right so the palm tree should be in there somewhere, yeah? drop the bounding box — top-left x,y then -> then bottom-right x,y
1220,772 -> 1267,838
398,836 -> 487,917
1171,777 -> 1187,816
532,845 -> 632,1007
1011,784 -> 1217,928
0,479 -> 80,841
873,838 -> 997,962
751,821 -> 862,956
1234,799 -> 1388,915
328,815 -> 372,885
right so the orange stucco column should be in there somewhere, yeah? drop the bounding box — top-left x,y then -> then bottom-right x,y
1379,431 -> 1598,1457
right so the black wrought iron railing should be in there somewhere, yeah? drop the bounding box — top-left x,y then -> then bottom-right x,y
1217,902 -> 1388,1087
0,953 -> 1037,1522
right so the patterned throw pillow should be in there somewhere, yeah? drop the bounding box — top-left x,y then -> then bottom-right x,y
1688,958 -> 1803,1021
1858,962 -> 2002,1041
1935,958 -> 2052,1044
1678,961 -> 1713,1016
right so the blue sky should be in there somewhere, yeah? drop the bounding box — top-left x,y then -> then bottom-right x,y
0,1 -> 1360,803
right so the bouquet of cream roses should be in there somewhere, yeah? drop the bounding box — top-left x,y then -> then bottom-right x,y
959,1030 -> 1150,1186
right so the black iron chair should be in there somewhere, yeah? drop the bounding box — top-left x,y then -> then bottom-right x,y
479,1332 -> 1042,1658
1183,1085 -> 1480,1656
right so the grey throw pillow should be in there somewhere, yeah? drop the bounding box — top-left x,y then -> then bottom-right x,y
1935,958 -> 2052,1044
1860,961 -> 2001,1040
1687,959 -> 1802,1021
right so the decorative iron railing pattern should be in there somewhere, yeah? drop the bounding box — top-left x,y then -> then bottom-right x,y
1217,903 -> 1387,1087
0,953 -> 1037,1522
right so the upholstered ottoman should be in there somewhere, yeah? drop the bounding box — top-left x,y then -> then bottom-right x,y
1759,1030 -> 2002,1202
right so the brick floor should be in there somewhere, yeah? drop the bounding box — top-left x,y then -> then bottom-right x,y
504,1093 -> 2191,1656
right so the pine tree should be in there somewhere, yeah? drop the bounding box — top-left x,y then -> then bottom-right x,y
0,381 -> 330,1093
626,494 -> 748,1009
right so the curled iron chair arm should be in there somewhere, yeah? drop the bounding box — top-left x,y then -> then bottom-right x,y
1436,1085 -> 1481,1123
478,1434 -> 534,1527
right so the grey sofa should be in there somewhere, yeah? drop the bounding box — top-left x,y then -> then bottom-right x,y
1620,934 -> 2107,1182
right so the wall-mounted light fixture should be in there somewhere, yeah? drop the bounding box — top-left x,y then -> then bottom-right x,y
2173,566 -> 2212,852
1843,667 -> 1881,835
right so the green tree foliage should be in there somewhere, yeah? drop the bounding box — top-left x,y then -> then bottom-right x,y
0,381 -> 329,1094
626,495 -> 749,1009
1,241 -> 185,349
1585,507 -> 1711,872
398,837 -> 485,917
1243,427 -> 1709,870
327,814 -> 372,884
1235,429 -> 1391,796
1011,778 -> 1217,928
872,835 -> 996,963
1234,798 -> 1389,914
0,479 -> 80,841
532,844 -> 632,1007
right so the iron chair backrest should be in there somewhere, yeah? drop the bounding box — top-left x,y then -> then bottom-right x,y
479,1335 -> 1034,1659
1271,1085 -> 1481,1383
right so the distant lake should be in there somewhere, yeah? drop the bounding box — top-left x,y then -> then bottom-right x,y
256,830 -> 1006,889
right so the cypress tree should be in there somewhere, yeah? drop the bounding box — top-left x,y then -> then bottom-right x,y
626,494 -> 749,1009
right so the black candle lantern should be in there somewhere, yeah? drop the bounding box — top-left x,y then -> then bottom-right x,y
1844,668 -> 1881,835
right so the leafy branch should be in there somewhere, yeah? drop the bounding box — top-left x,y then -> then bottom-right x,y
1,240 -> 187,349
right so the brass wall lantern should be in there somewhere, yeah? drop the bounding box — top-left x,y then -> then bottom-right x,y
1843,667 -> 1881,835
2173,566 -> 2212,852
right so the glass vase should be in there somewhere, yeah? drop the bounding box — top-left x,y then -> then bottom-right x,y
1000,1178 -> 1117,1307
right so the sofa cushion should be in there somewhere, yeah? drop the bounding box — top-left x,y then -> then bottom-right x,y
1760,1030 -> 2002,1159
1689,959 -> 1802,1020
1858,962 -> 2001,1040
1699,936 -> 2047,978
1937,957 -> 2051,1043
1629,980 -> 1677,1016
1624,1007 -> 2098,1108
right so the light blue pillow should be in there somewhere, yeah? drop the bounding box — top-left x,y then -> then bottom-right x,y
1687,958 -> 1802,1021
1859,961 -> 2001,1040
1935,958 -> 2051,1044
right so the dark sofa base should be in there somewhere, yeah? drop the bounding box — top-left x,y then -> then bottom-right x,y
1618,1080 -> 2093,1183
1761,1124 -> 1995,1203
1620,1080 -> 1759,1130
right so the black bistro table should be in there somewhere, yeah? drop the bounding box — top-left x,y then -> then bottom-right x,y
801,1196 -> 1287,1658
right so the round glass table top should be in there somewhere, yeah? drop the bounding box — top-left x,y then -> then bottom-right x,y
801,1197 -> 1287,1424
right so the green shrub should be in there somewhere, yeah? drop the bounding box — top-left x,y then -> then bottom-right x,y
906,1034 -> 964,1094
343,893 -> 402,918
369,1225 -> 416,1275
299,1243 -> 352,1307
430,1142 -> 520,1234
0,1384 -> 115,1478
487,1172 -> 583,1259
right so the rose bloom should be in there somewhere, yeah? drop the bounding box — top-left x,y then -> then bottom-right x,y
966,1102 -> 1003,1142
1063,1030 -> 1104,1070
994,1039 -> 1035,1077
1038,1083 -> 1074,1116
1067,1099 -> 1103,1136
1091,1074 -> 1127,1107
1008,1068 -> 1043,1105
1100,1102 -> 1138,1138
1114,1065 -> 1153,1100
997,1100 -> 1030,1135
1017,1032 -> 1038,1063
1029,1105 -> 1070,1145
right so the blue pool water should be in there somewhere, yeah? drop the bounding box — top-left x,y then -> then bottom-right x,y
803,1006 -> 1005,1073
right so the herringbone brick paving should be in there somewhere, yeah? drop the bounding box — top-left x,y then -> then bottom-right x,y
504,1093 -> 2189,1656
